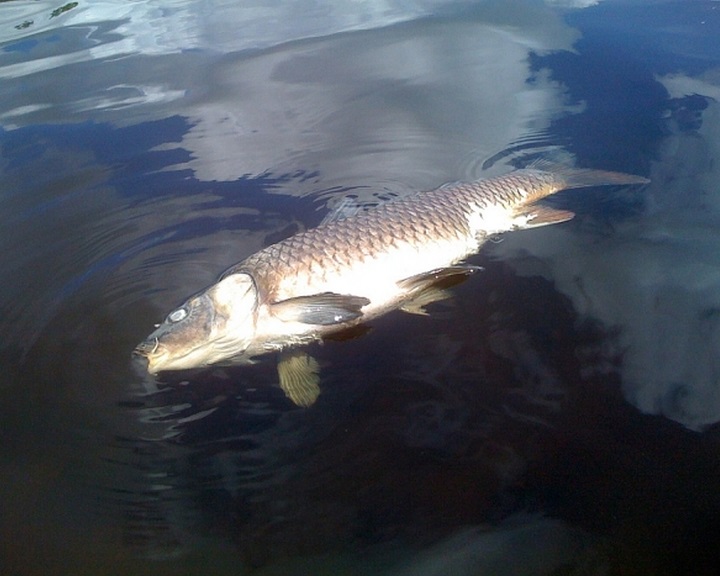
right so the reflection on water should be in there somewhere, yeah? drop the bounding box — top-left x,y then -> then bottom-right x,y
492,2 -> 720,430
178,13 -> 579,185
1,0 -> 720,574
116,266 -> 611,569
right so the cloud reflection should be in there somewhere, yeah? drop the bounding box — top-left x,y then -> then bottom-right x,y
493,86 -> 720,430
178,12 -> 578,191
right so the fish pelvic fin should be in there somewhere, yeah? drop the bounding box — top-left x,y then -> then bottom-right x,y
400,288 -> 453,316
277,349 -> 321,407
398,265 -> 482,314
398,265 -> 482,292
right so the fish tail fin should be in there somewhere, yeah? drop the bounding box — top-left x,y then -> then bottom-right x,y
527,158 -> 650,190
509,161 -> 649,230
559,167 -> 650,189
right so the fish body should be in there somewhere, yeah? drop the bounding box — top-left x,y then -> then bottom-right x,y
135,164 -> 648,405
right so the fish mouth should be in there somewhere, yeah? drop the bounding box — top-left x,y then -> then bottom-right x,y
133,335 -> 224,374
133,338 -> 172,374
134,337 -> 161,357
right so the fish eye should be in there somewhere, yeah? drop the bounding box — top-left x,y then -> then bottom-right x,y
168,308 -> 188,323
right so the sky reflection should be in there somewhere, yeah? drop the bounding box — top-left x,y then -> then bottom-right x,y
2,1 -> 720,573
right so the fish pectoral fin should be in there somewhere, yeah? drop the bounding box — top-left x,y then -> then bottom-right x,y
512,205 -> 575,229
270,293 -> 371,325
277,349 -> 321,407
397,265 -> 481,315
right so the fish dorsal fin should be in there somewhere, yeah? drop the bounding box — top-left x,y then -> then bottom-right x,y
320,197 -> 362,226
512,205 -> 575,229
320,189 -> 404,227
277,349 -> 321,407
271,293 -> 370,325
397,265 -> 482,315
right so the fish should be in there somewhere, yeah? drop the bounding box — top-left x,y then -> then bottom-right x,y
134,163 -> 648,406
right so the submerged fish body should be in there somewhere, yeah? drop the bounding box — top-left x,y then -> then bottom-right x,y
135,164 -> 648,405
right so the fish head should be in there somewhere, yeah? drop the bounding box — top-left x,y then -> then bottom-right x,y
134,273 -> 258,373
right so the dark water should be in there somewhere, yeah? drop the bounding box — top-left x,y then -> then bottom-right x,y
2,1 -> 720,574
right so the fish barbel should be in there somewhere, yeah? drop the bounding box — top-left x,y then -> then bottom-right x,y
134,164 -> 648,406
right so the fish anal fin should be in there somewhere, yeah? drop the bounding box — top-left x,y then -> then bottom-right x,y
513,205 -> 575,229
271,293 -> 370,325
277,349 -> 321,407
398,265 -> 481,315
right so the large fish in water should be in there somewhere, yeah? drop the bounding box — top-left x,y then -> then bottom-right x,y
134,163 -> 648,406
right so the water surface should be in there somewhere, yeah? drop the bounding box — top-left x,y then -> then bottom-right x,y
2,1 -> 720,574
